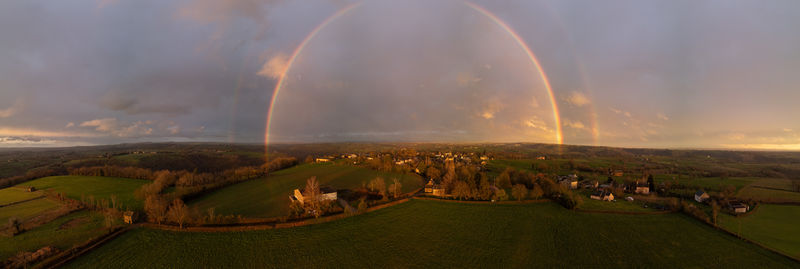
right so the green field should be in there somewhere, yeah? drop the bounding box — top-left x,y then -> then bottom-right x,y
0,210 -> 111,260
719,204 -> 800,259
576,191 -> 656,212
17,176 -> 150,210
0,198 -> 60,224
0,187 -> 42,205
654,175 -> 758,191
189,163 -> 423,218
736,178 -> 800,203
68,200 -> 797,268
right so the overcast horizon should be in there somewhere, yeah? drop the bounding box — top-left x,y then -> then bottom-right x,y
2,0 -> 800,150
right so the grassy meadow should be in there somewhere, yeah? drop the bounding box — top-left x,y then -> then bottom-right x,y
0,210 -> 111,260
16,176 -> 150,210
719,204 -> 800,259
0,187 -> 42,205
67,200 -> 797,268
189,163 -> 423,218
0,198 -> 60,224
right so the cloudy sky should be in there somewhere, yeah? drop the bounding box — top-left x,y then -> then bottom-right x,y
1,0 -> 799,150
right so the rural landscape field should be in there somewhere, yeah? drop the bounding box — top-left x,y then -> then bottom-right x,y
3,0 -> 800,268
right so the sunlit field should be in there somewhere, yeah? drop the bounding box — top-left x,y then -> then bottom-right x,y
18,176 -> 150,210
189,163 -> 423,218
67,200 -> 796,268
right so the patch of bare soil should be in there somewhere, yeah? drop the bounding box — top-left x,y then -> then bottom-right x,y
57,217 -> 89,231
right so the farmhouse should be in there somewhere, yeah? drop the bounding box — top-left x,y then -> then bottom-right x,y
694,190 -> 709,203
634,182 -> 650,194
558,175 -> 578,189
581,180 -> 598,189
590,190 -> 614,201
730,202 -> 750,214
536,156 -> 547,160
26,186 -> 36,192
424,179 -> 436,193
293,187 -> 337,204
315,158 -> 331,163
123,211 -> 136,224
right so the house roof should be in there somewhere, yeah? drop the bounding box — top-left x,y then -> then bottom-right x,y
695,190 -> 707,196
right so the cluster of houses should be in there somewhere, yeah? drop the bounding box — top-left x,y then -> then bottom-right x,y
694,189 -> 750,214
291,187 -> 338,204
424,179 -> 447,196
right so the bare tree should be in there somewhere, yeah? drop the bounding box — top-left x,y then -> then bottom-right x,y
369,177 -> 387,200
144,195 -> 168,224
512,184 -> 528,201
304,177 -> 323,217
529,183 -> 544,199
711,200 -> 720,225
167,199 -> 190,229
388,178 -> 402,199
453,181 -> 472,200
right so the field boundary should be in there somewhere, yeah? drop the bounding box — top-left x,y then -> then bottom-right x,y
140,198 -> 413,232
0,195 -> 46,208
574,208 -> 675,215
33,226 -> 133,269
712,220 -> 800,263
411,196 -> 551,205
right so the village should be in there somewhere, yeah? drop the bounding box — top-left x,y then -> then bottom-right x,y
289,149 -> 755,222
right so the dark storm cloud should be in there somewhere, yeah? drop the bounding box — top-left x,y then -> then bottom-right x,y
1,0 -> 799,149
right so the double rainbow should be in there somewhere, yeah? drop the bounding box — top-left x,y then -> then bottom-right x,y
265,1 -> 564,149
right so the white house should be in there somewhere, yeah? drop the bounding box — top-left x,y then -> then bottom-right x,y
590,190 -> 614,201
635,182 -> 650,194
293,187 -> 337,204
694,190 -> 709,203
558,175 -> 579,190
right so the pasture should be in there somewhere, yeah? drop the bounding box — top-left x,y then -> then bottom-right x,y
0,198 -> 60,224
736,178 -> 800,203
17,176 -> 150,210
67,200 -> 797,268
0,210 -> 110,261
719,204 -> 800,259
653,175 -> 758,191
189,163 -> 423,218
0,187 -> 42,205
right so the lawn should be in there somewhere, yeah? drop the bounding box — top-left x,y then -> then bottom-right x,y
17,176 -> 150,210
67,200 -> 797,268
653,175 -> 758,191
575,191 -> 656,213
0,198 -> 61,224
189,163 -> 423,218
0,187 -> 42,205
719,204 -> 800,259
737,187 -> 800,203
0,210 -> 111,260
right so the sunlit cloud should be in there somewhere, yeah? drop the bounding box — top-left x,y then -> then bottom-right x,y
257,53 -> 290,79
563,119 -> 585,130
177,0 -> 269,23
726,133 -> 746,141
565,91 -> 590,107
80,118 -> 118,132
0,98 -> 24,118
456,72 -> 482,87
657,113 -> 669,121
720,143 -> 800,151
65,122 -> 75,128
479,98 -> 504,120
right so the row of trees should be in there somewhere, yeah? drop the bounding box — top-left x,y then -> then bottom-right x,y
136,157 -> 297,227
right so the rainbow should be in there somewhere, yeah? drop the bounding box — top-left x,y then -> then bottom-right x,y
265,1 -> 563,150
